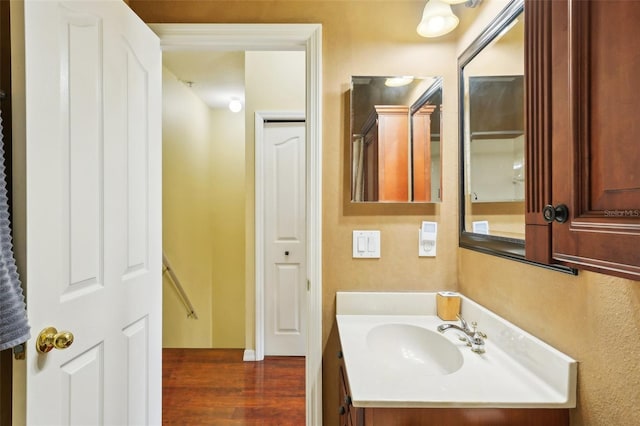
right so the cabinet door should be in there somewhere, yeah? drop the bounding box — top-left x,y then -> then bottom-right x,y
338,363 -> 356,426
527,0 -> 640,280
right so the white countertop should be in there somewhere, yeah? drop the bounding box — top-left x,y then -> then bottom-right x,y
336,291 -> 577,409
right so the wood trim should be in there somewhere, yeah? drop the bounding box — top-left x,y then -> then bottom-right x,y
151,23 -> 319,51
572,0 -> 591,216
361,105 -> 409,135
524,0 -> 553,264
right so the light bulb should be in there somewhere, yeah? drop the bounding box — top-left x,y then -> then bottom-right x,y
229,99 -> 242,113
428,16 -> 445,33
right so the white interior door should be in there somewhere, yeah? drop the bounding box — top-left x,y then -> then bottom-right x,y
24,1 -> 161,424
264,121 -> 306,356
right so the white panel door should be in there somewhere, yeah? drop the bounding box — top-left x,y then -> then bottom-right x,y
24,1 -> 161,424
264,122 -> 306,356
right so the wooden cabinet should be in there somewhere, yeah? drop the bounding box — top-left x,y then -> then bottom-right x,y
361,106 -> 409,201
411,105 -> 436,201
354,408 -> 568,426
525,0 -> 640,280
338,352 -> 356,426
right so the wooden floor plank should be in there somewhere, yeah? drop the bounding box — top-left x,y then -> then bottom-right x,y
163,348 -> 305,425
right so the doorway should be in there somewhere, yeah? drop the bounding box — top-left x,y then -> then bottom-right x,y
161,51 -> 306,352
151,24 -> 323,425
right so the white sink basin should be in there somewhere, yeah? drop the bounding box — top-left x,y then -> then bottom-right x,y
366,324 -> 463,375
336,292 -> 578,409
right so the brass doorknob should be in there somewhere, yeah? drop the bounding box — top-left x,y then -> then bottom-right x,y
36,327 -> 74,353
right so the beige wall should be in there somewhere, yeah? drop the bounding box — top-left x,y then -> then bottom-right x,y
162,67 -> 215,347
209,107 -> 246,347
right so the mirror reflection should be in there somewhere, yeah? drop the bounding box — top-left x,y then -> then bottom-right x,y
462,10 -> 525,239
350,76 -> 442,203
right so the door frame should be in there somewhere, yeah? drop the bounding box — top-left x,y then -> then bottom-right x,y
254,111 -> 306,360
149,24 -> 323,426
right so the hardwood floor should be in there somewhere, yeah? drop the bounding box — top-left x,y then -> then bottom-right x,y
163,349 -> 305,425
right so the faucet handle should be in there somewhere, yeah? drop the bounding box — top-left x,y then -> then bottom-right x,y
471,321 -> 488,339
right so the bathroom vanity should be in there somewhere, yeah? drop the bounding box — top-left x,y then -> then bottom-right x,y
336,292 -> 577,425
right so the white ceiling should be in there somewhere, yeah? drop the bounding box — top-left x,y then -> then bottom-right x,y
162,51 -> 245,110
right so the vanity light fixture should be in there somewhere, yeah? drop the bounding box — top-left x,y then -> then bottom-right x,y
417,0 -> 459,38
385,76 -> 414,87
417,0 -> 482,38
228,99 -> 242,113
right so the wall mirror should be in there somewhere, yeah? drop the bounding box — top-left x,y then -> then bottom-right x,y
458,0 -> 527,259
350,76 -> 442,203
458,0 -> 576,274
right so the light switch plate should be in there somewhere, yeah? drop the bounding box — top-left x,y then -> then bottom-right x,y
352,230 -> 380,258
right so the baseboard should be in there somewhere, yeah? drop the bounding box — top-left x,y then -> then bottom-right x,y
243,349 -> 256,362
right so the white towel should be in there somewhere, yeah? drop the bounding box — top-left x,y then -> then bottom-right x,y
0,108 -> 30,351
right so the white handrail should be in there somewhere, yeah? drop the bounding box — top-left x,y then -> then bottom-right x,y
162,253 -> 198,319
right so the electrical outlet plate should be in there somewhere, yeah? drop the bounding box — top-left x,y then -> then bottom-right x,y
419,221 -> 437,257
418,230 -> 437,257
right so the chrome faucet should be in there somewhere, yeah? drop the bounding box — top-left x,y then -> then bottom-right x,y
437,314 -> 487,354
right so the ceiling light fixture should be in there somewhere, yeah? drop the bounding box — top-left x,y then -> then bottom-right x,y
229,99 -> 242,113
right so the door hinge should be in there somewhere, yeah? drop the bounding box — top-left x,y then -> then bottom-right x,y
307,279 -> 310,291
13,343 -> 26,360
